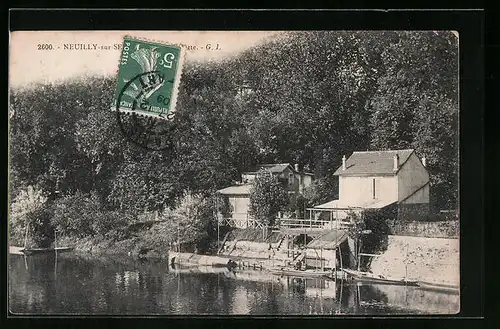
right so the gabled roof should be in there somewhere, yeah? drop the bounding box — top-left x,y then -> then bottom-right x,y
333,149 -> 415,176
254,163 -> 292,174
217,184 -> 252,195
313,198 -> 397,209
243,163 -> 315,177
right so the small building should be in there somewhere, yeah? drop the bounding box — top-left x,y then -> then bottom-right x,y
217,163 -> 315,228
312,149 -> 430,221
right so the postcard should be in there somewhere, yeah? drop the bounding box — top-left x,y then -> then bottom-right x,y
9,30 -> 460,315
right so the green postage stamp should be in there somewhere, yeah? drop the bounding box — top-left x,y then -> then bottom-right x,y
114,36 -> 185,120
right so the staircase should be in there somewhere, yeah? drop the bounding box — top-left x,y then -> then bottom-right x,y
217,232 -> 232,254
275,235 -> 286,251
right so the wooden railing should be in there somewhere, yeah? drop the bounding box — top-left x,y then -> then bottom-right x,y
219,215 -> 353,230
218,214 -> 264,229
276,218 -> 354,230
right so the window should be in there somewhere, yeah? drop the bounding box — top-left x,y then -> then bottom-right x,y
372,178 -> 376,199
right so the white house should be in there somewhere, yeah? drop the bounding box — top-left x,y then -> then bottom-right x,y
313,149 -> 430,221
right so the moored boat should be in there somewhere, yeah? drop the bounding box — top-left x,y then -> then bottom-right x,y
169,252 -> 238,268
270,267 -> 332,278
343,268 -> 418,286
19,247 -> 74,255
417,281 -> 459,294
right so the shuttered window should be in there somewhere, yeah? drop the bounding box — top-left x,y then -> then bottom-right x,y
372,178 -> 376,199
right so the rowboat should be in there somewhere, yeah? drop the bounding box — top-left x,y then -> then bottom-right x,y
13,222 -> 73,256
15,247 -> 74,255
270,267 -> 332,278
169,252 -> 238,268
343,268 -> 418,286
417,281 -> 460,294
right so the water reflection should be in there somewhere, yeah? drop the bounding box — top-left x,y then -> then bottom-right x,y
9,254 -> 458,315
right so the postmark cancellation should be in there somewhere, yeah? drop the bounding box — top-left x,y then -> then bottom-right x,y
114,36 -> 185,120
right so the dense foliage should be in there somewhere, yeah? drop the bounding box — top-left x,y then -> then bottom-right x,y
10,185 -> 53,247
9,31 -> 458,248
248,173 -> 289,227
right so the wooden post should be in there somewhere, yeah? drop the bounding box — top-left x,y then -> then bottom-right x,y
54,228 -> 58,278
339,243 -> 343,273
217,219 -> 220,255
320,248 -> 324,271
177,216 -> 180,252
357,237 -> 363,272
24,222 -> 29,249
405,243 -> 409,280
215,196 -> 220,254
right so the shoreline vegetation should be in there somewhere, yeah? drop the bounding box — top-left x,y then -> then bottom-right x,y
10,32 -> 458,281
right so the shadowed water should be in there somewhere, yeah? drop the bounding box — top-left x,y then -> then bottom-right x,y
8,253 -> 459,315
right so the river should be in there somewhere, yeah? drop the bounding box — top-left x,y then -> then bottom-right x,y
8,253 -> 459,315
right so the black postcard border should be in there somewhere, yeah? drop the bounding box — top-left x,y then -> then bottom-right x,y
4,8 -> 485,329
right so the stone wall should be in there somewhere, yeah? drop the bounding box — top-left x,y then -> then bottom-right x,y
388,219 -> 459,238
369,235 -> 459,285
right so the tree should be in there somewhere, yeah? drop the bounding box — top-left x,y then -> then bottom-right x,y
369,31 -> 458,210
51,191 -> 101,238
10,185 -> 52,247
171,193 -> 219,252
248,173 -> 289,227
302,176 -> 339,207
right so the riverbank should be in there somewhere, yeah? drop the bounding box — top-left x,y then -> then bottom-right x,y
54,234 -> 170,259
22,224 -> 459,287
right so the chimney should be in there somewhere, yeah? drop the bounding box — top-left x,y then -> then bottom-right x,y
393,154 -> 399,171
422,156 -> 427,167
294,163 -> 300,172
342,155 -> 346,170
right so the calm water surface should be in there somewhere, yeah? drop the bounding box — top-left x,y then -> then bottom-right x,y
9,253 -> 459,315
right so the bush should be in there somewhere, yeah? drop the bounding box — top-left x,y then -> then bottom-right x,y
51,191 -> 101,238
287,193 -> 307,218
172,193 -> 218,253
92,210 -> 135,241
10,185 -> 53,248
52,191 -> 136,240
346,209 -> 390,271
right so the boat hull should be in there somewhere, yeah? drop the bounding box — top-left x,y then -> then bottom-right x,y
20,247 -> 74,255
417,281 -> 459,294
270,268 -> 331,278
343,269 -> 418,286
169,252 -> 237,268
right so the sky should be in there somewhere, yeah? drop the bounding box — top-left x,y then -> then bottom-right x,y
9,31 -> 280,87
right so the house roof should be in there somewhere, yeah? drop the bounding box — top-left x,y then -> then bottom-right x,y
244,163 -> 315,176
255,163 -> 292,173
307,229 -> 349,250
313,198 -> 397,210
333,149 -> 415,176
217,184 -> 252,195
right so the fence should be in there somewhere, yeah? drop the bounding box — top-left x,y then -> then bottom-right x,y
277,218 -> 354,230
218,213 -> 264,229
220,215 -> 353,231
